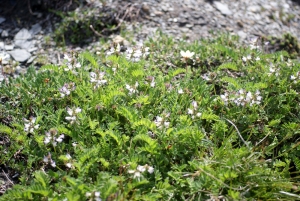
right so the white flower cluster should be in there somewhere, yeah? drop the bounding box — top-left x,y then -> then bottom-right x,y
90,71 -> 107,89
125,44 -> 150,62
59,82 -> 76,98
145,76 -> 155,88
268,63 -> 280,77
154,113 -> 170,129
65,153 -> 73,169
290,71 -> 300,83
221,89 -> 262,106
63,54 -> 81,74
248,37 -> 260,50
86,191 -> 102,201
242,55 -> 260,62
128,164 -> 154,179
65,107 -> 82,124
125,82 -> 139,95
24,117 -> 39,133
43,152 -> 56,168
44,128 -> 64,147
106,42 -> 150,62
187,101 -> 202,119
106,43 -> 121,56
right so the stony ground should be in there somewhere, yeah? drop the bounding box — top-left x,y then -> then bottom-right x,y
0,0 -> 300,194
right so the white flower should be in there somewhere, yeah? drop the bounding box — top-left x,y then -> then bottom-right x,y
180,50 -> 195,59
291,75 -> 296,80
44,136 -> 51,144
43,152 -> 56,167
66,163 -> 72,168
95,192 -> 101,197
51,160 -> 56,167
154,116 -> 170,129
59,83 -> 76,98
192,101 -> 198,109
106,43 -> 121,56
125,82 -> 139,95
125,45 -> 149,62
187,108 -> 193,115
137,165 -> 146,173
43,156 -> 49,163
196,112 -> 202,117
24,117 -> 39,133
255,57 -> 260,61
128,169 -> 142,179
56,134 -> 65,143
147,166 -> 154,174
90,71 -> 107,89
63,54 -> 81,74
66,153 -> 72,160
178,88 -> 184,94
66,107 -> 82,124
150,81 -> 155,87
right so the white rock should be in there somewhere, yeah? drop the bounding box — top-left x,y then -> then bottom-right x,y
15,40 -> 34,49
5,44 -> 14,51
30,24 -> 42,35
0,42 -> 4,50
214,2 -> 232,15
1,30 -> 8,38
8,49 -> 32,62
0,17 -> 5,24
0,51 -> 11,64
14,28 -> 32,41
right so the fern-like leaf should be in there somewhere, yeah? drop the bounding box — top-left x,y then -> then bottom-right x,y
217,62 -> 238,71
38,64 -> 60,73
0,124 -> 12,135
81,52 -> 98,69
132,118 -> 156,130
221,76 -> 241,89
131,69 -> 144,78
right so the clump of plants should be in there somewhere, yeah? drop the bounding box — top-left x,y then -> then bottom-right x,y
0,32 -> 299,200
54,6 -> 120,46
266,33 -> 300,58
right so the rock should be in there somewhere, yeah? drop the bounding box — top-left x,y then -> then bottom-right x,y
30,23 -> 42,35
0,42 -> 4,50
1,30 -> 8,38
14,29 -> 34,49
4,44 -> 14,51
27,56 -> 37,64
213,2 -> 232,15
15,40 -> 34,49
113,35 -> 129,45
14,28 -> 32,41
8,49 -> 32,62
0,51 -> 11,65
0,17 -> 5,24
237,31 -> 247,40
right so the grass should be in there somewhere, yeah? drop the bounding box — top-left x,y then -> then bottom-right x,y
0,31 -> 300,200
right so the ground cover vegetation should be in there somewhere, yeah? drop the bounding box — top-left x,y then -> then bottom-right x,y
0,31 -> 300,200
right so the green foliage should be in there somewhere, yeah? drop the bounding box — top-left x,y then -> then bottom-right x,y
1,32 -> 300,200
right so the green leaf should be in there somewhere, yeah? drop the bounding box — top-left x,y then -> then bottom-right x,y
0,124 -> 12,135
89,117 -> 99,130
201,112 -> 219,121
221,76 -> 241,89
81,52 -> 98,68
132,118 -> 156,130
39,64 -> 60,73
217,62 -> 238,71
